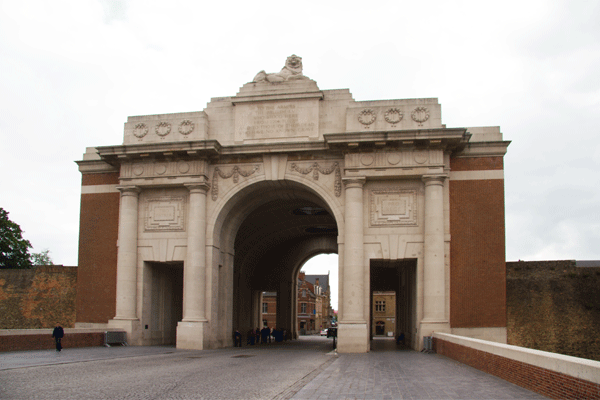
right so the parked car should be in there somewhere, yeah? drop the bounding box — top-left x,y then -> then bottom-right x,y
320,329 -> 328,336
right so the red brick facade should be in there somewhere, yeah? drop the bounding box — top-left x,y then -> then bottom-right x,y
76,172 -> 120,324
433,337 -> 600,399
449,156 -> 506,328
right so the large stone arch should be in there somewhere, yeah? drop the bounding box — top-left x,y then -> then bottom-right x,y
204,178 -> 341,348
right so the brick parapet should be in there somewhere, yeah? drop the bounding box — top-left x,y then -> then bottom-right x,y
506,260 -> 600,361
0,266 -> 77,329
0,332 -> 105,352
433,333 -> 600,399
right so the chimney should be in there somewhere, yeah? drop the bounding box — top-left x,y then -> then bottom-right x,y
316,278 -> 319,286
299,271 -> 305,280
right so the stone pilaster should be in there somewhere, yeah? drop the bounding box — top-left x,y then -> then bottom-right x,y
420,175 -> 450,338
177,182 -> 210,350
338,177 -> 368,353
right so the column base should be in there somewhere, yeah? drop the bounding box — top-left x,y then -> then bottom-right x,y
419,319 -> 450,349
108,318 -> 141,345
176,321 -> 205,350
337,322 -> 368,353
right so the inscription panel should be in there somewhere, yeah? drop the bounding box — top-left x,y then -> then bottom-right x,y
235,100 -> 319,142
370,189 -> 418,226
145,197 -> 185,231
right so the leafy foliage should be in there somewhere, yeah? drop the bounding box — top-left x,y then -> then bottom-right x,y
0,207 -> 33,269
31,249 -> 53,266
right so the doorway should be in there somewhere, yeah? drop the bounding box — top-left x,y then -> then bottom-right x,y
145,262 -> 183,345
370,259 -> 417,348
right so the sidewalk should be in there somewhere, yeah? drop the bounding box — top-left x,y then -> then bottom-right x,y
0,337 -> 547,399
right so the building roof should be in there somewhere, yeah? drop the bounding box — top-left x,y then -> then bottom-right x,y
304,274 -> 329,293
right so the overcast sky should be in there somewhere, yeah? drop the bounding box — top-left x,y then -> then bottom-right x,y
1,1 -> 599,309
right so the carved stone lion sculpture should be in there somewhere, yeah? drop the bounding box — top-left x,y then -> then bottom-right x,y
253,54 -> 309,83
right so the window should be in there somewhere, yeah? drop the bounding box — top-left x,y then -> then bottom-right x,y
262,302 -> 268,313
302,289 -> 306,297
301,303 -> 307,314
375,300 -> 386,312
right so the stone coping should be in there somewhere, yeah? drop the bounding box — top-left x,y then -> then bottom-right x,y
0,329 -> 124,336
433,332 -> 600,384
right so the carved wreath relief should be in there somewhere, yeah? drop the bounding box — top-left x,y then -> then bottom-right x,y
411,107 -> 429,126
178,120 -> 194,135
145,197 -> 185,231
384,108 -> 403,125
155,122 -> 172,137
133,123 -> 149,139
370,189 -> 418,226
289,162 -> 342,197
358,109 -> 376,126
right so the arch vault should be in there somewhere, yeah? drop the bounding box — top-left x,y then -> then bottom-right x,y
75,56 -> 510,352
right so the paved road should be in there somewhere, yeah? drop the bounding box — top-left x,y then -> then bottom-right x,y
0,336 -> 546,399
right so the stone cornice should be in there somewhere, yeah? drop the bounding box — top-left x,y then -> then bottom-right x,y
324,128 -> 470,152
232,91 -> 324,104
95,140 -> 221,164
453,141 -> 511,158
75,159 -> 119,174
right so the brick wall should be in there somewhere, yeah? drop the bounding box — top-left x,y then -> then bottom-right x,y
449,157 -> 506,328
507,260 -> 600,361
76,172 -> 120,323
0,331 -> 105,352
433,334 -> 600,399
0,266 -> 77,329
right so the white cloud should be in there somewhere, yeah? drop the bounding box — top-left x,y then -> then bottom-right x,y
1,0 -> 599,271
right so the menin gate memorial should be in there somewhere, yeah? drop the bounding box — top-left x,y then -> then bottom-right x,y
76,55 -> 510,352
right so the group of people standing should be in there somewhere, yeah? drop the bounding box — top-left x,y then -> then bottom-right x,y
233,327 -> 290,347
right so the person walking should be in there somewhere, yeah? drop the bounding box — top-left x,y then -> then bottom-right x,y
233,330 -> 242,347
52,323 -> 64,352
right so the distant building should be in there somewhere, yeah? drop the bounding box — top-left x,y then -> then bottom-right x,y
261,292 -> 277,329
372,291 -> 396,337
260,271 -> 333,335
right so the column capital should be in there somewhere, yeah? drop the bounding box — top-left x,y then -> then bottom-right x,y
422,174 -> 447,186
116,186 -> 140,196
184,182 -> 211,194
342,177 -> 366,189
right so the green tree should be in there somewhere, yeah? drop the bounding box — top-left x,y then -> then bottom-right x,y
31,249 -> 53,266
0,207 -> 33,269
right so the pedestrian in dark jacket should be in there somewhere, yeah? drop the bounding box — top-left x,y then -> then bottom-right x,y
52,323 -> 64,352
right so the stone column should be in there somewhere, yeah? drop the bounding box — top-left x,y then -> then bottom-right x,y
114,186 -> 140,320
277,278 -> 294,338
108,186 -> 141,344
420,175 -> 450,338
177,182 -> 210,350
338,177 -> 368,353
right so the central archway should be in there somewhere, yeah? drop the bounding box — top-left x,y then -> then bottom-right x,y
206,179 -> 341,348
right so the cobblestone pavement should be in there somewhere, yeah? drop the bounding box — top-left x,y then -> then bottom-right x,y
0,336 -> 546,399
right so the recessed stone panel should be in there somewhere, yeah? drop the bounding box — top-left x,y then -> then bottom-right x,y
370,189 -> 418,226
235,100 -> 319,143
145,197 -> 185,232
